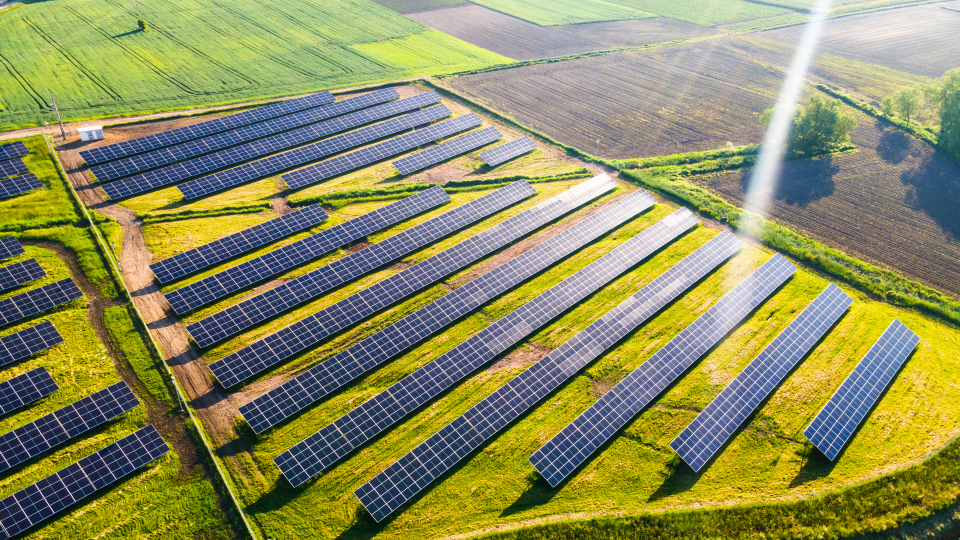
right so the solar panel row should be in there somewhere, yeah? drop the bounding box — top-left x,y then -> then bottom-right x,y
209,177 -> 611,388
102,94 -> 444,199
530,253 -> 797,487
0,174 -> 44,199
0,424 -> 169,540
166,187 -> 449,315
0,142 -> 29,162
0,238 -> 24,262
671,283 -> 853,471
79,91 -> 334,165
275,207 -> 700,487
804,319 -> 919,460
0,322 -> 63,368
0,368 -> 57,417
355,218 -> 736,521
392,127 -> 502,175
0,381 -> 139,474
0,159 -> 28,180
281,113 -> 484,189
240,188 -> 657,434
480,137 -> 538,167
0,259 -> 46,292
0,279 -> 84,327
177,103 -> 451,201
91,89 -> 400,181
150,205 -> 329,283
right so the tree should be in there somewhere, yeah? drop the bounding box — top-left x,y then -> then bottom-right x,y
138,18 -> 148,31
924,68 -> 960,161
882,86 -> 925,128
761,95 -> 858,156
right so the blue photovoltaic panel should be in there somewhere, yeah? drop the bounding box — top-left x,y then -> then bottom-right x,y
0,142 -> 29,162
480,137 -> 538,167
149,205 -> 328,283
0,259 -> 46,292
0,159 -> 28,180
671,284 -> 853,471
0,424 -> 169,540
275,207 -> 703,487
282,114 -> 483,189
79,91 -> 335,165
166,187 -> 449,315
91,89 -> 400,181
529,253 -> 797,487
0,174 -> 44,199
0,382 -> 139,474
177,102 -> 451,201
241,188 -> 657,434
0,322 -> 63,368
392,127 -> 502,175
208,176 -> 612,388
0,368 -> 57,417
804,319 -> 919,460
0,279 -> 84,327
355,222 -> 739,521
102,94 -> 444,200
0,238 -> 24,262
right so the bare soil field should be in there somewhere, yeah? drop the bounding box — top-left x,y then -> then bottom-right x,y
758,3 -> 960,78
696,108 -> 960,297
409,4 -> 721,60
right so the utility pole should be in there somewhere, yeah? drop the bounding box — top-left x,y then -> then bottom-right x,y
49,97 -> 66,140
420,59 -> 424,79
135,0 -> 141,20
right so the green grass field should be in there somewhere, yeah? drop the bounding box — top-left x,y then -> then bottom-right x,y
469,0 -> 790,26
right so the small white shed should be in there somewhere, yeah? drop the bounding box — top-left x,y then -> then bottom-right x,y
78,125 -> 104,141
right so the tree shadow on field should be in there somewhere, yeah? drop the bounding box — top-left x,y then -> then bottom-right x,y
739,155 -> 839,207
898,151 -> 960,241
876,123 -> 913,165
648,457 -> 703,503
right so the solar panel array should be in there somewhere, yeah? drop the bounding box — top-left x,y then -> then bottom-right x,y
275,207 -> 700,487
0,174 -> 44,199
178,103 -> 451,201
79,91 -> 334,165
480,137 -> 538,167
150,205 -> 329,284
102,94 -> 443,199
392,127 -> 502,175
0,259 -> 46,292
0,322 -> 63,368
0,159 -> 29,180
0,424 -> 169,540
166,187 -> 449,315
671,284 -> 853,471
355,217 -> 736,521
0,279 -> 84,326
282,113 -> 484,189
0,368 -> 57,417
804,319 -> 919,460
530,253 -> 796,487
0,142 -> 28,162
91,89 -> 400,181
240,188 -> 656,434
0,238 -> 24,262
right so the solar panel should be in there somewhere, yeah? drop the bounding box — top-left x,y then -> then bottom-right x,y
208,176 -> 612,388
0,322 -> 63,368
0,279 -> 84,327
0,368 -> 57,417
275,207 -> 702,487
0,142 -> 29,162
804,319 -> 919,460
79,91 -> 335,165
90,89 -> 400,182
0,174 -> 44,199
0,159 -> 28,180
166,187 -> 449,315
392,127 -> 502,175
0,260 -> 46,292
671,284 -> 853,471
149,205 -> 329,284
240,188 -> 657,434
102,94 -> 444,200
282,113 -> 484,189
0,424 -> 168,540
354,220 -> 738,521
177,103 -> 451,201
0,238 -> 24,262
480,137 -> 538,167
530,253 -> 797,487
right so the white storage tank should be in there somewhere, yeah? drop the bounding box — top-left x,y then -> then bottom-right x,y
78,125 -> 104,141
